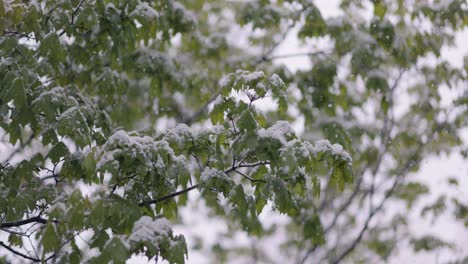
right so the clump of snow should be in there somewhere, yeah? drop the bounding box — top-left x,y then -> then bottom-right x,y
165,124 -> 192,145
219,74 -> 234,88
192,125 -> 224,138
258,121 -> 294,145
48,201 -> 68,215
107,131 -> 159,155
212,95 -> 223,106
32,86 -> 76,105
130,1 -> 159,19
171,1 -> 197,25
105,3 -> 120,15
129,216 -> 172,243
282,139 -> 314,158
58,106 -> 78,120
200,167 -> 227,182
237,70 -> 265,83
155,154 -> 165,169
95,130 -> 175,170
314,139 -> 352,162
269,74 -> 285,88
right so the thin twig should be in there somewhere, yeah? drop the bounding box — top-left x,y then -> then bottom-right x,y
369,69 -> 404,210
253,22 -> 297,67
71,0 -> 86,24
0,241 -> 40,262
0,228 -> 27,236
238,161 -> 270,168
234,169 -> 266,183
139,184 -> 200,207
2,132 -> 35,164
182,81 -> 219,125
58,0 -> 87,37
2,31 -> 35,39
28,236 -> 40,260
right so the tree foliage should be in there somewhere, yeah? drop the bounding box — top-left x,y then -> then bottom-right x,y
0,0 -> 467,263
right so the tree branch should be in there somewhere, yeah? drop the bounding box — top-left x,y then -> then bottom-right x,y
331,129 -> 437,264
139,184 -> 199,207
234,169 -> 266,183
266,51 -> 328,61
182,81 -> 219,125
238,161 -> 270,168
0,216 -> 47,228
330,175 -> 401,264
139,160 -> 270,206
300,70 -> 406,264
1,132 -> 35,164
0,241 -> 41,262
58,0 -> 87,37
71,0 -> 86,24
1,31 -> 35,39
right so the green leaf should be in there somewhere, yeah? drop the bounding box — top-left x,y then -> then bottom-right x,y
8,234 -> 22,247
330,166 -> 345,191
237,110 -> 257,132
299,5 -> 327,38
312,176 -> 321,199
369,18 -> 395,50
366,72 -> 390,92
201,168 -> 234,197
229,185 -> 248,214
38,32 -> 65,64
47,142 -> 69,163
374,3 -> 388,19
14,160 -> 33,182
90,231 -> 109,250
60,153 -> 85,181
41,224 -> 60,254
4,78 -> 27,108
367,238 -> 394,260
303,214 -> 325,245
83,151 -> 96,179
278,96 -> 288,115
311,61 -> 337,89
263,177 -> 298,216
321,122 -> 353,153
394,182 -> 429,208
75,6 -> 99,31
91,236 -> 129,264
410,235 -> 452,252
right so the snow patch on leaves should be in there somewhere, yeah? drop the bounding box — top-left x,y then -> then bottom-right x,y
237,70 -> 265,82
129,216 -> 171,243
269,74 -> 285,88
95,130 -> 175,171
258,121 -> 294,145
201,167 -> 226,182
315,139 -> 352,163
130,1 -> 159,19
